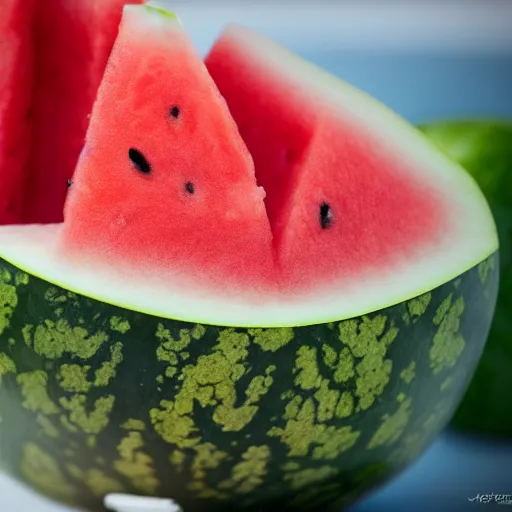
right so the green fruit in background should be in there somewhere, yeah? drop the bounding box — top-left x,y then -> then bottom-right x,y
419,119 -> 512,437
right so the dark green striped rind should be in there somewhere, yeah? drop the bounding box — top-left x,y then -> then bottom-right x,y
420,120 -> 512,436
0,253 -> 498,511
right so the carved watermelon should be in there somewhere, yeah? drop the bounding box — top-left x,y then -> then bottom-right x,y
0,4 -> 499,512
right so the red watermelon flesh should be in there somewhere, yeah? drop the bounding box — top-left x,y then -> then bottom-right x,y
0,0 -> 34,225
205,26 -> 445,290
23,0 -> 142,225
56,8 -> 492,302
0,6 -> 498,321
61,7 -> 275,292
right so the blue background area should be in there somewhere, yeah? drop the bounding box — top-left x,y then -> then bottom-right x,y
300,50 -> 512,124
351,431 -> 512,512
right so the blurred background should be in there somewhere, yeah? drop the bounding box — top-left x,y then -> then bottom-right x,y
1,0 -> 511,511
177,0 -> 512,123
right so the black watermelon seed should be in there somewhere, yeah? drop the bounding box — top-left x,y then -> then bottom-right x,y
170,106 -> 180,119
320,202 -> 333,230
67,178 -> 73,187
185,182 -> 195,195
129,148 -> 151,174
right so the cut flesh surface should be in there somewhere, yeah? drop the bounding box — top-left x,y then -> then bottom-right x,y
0,14 -> 498,327
205,26 -> 497,291
60,6 -> 275,292
0,0 -> 34,224
23,0 -> 142,224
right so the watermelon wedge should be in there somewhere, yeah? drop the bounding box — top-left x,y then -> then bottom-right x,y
0,0 -> 34,225
59,6 -> 274,293
0,4 -> 500,512
23,0 -> 142,224
205,26 -> 497,298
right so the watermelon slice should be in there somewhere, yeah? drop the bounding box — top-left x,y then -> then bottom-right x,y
0,6 -> 501,512
205,26 -> 497,295
23,0 -> 142,224
59,5 -> 275,293
0,0 -> 34,225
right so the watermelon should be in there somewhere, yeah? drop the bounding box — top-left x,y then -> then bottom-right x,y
420,119 -> 512,437
60,6 -> 274,294
206,30 -> 444,291
0,4 -> 500,512
23,0 -> 142,225
0,0 -> 34,225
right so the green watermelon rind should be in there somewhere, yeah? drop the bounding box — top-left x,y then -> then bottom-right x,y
0,251 -> 499,511
143,3 -> 179,21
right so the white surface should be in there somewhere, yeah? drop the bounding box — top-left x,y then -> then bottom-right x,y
104,493 -> 181,512
0,475 -> 73,512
